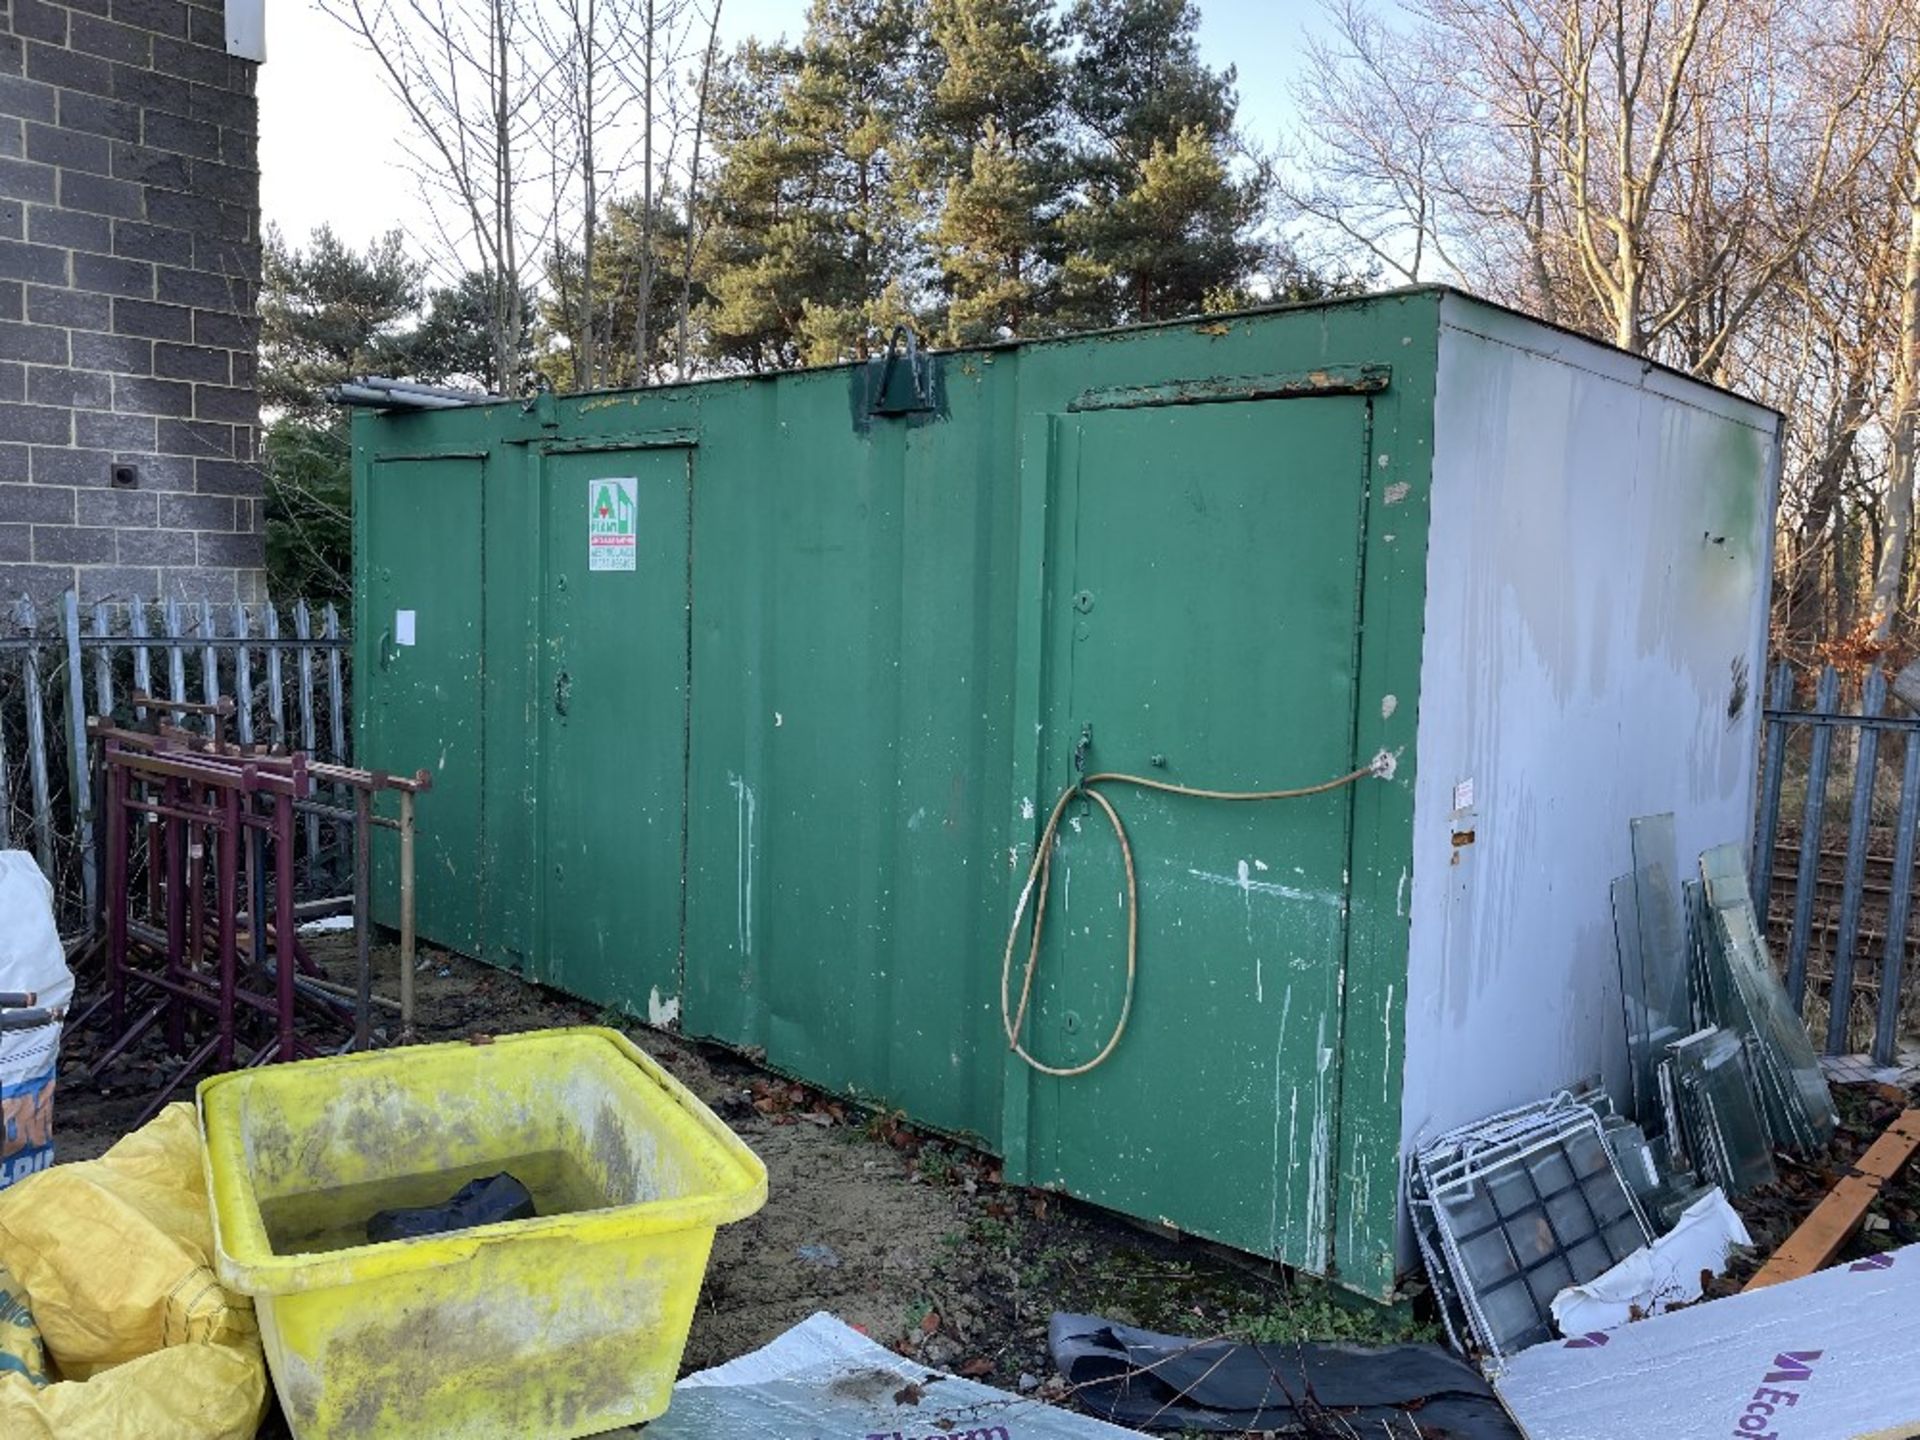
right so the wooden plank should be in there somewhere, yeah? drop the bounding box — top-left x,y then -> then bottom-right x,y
1745,1108 -> 1920,1291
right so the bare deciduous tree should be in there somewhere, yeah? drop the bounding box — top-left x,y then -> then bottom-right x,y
534,0 -> 694,391
1288,0 -> 1913,376
537,0 -> 625,390
325,0 -> 715,393
678,0 -> 725,380
1288,0 -> 1920,639
1870,111 -> 1920,638
321,0 -> 570,393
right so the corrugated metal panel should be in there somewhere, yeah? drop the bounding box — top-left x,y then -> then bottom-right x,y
349,288 -> 1766,1305
1014,396 -> 1369,1272
682,362 -> 1024,1141
533,442 -> 693,1014
356,450 -> 486,956
349,297 -> 1445,1295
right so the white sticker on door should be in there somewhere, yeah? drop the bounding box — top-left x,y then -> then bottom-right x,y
395,609 -> 416,646
588,477 -> 638,571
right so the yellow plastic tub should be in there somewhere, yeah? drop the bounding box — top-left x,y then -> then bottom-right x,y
198,1027 -> 766,1440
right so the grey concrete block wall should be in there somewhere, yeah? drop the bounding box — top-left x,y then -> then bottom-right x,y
0,0 -> 263,608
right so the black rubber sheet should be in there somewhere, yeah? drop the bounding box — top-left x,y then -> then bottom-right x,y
1049,1312 -> 1521,1439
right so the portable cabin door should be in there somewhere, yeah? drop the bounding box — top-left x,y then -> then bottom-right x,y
360,453 -> 488,957
1014,391 -> 1372,1272
534,442 -> 693,1018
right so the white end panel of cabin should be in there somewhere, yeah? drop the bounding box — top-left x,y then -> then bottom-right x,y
1398,297 -> 1778,1176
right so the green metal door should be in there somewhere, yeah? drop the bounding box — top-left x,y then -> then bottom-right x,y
535,445 -> 692,1016
360,454 -> 487,956
1017,397 -> 1370,1271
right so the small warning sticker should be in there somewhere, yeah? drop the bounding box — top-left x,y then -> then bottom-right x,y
588,477 -> 638,571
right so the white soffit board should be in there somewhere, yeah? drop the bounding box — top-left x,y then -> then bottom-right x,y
227,0 -> 266,62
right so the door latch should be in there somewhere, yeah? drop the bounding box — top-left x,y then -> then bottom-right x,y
1073,722 -> 1094,781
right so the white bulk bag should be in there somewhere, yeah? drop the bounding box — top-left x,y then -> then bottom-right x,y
0,853 -> 71,1188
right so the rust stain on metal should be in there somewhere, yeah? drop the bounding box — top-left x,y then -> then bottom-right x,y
579,394 -> 637,413
1450,829 -> 1476,847
1067,363 -> 1391,413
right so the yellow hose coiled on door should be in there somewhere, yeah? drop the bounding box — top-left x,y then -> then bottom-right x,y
1001,759 -> 1388,1077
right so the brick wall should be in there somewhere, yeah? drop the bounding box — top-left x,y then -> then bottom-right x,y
0,0 -> 262,608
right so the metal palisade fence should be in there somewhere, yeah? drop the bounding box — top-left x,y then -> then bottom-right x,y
12,610 -> 1919,1061
1754,661 -> 1920,1065
0,591 -> 351,932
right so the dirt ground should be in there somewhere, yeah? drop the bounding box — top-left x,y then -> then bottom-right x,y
56,934 -> 1427,1437
53,931 -> 1920,1437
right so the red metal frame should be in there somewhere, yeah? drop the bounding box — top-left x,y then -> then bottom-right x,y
91,732 -> 326,1121
75,718 -> 434,1117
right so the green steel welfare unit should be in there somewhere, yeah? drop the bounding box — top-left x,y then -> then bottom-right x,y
353,287 -> 1778,1299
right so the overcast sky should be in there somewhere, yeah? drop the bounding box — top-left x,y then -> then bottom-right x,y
258,0 -> 1323,251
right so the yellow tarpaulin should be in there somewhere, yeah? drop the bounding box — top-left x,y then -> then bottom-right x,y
0,1103 -> 268,1438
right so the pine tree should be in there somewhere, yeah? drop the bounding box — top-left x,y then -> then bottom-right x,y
258,226 -> 518,598
921,0 -> 1067,343
541,195 -> 692,389
686,0 -> 1347,367
688,42 -> 807,370
411,270 -> 532,393
1058,0 -> 1266,325
258,226 -> 421,600
259,225 -> 422,422
1058,124 -> 1265,322
696,2 -> 927,370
